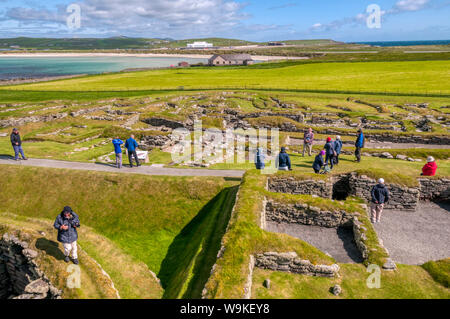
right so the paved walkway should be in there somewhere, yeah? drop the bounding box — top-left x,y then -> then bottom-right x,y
0,157 -> 245,178
266,221 -> 363,263
374,202 -> 450,265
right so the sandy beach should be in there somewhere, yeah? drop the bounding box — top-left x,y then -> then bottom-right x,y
0,52 -> 308,61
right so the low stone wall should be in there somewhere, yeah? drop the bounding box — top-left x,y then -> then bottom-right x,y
418,178 -> 450,201
0,233 -> 61,299
268,177 -> 332,199
348,173 -> 420,210
254,252 -> 340,277
265,200 -> 353,228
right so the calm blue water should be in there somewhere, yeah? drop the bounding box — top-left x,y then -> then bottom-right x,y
0,56 -> 208,80
354,40 -> 450,47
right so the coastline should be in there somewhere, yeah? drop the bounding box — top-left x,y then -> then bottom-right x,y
0,52 -> 308,61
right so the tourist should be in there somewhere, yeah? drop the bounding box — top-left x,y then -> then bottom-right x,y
324,137 -> 336,170
53,206 -> 80,265
313,150 -> 326,174
10,128 -> 27,161
370,178 -> 390,223
333,136 -> 343,165
112,137 -> 124,169
302,128 -> 314,157
277,147 -> 292,171
125,135 -> 140,168
421,156 -> 437,176
255,147 -> 266,170
355,128 -> 365,162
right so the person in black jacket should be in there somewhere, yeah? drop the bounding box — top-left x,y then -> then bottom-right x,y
10,128 -> 27,161
54,206 -> 81,264
276,147 -> 292,171
370,178 -> 390,223
313,150 -> 325,173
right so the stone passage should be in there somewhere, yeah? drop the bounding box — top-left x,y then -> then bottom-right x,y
0,233 -> 61,299
264,199 -> 374,264
265,222 -> 363,263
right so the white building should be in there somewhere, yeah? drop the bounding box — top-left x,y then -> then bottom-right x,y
187,41 -> 213,48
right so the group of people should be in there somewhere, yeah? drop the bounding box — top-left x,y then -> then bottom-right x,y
112,135 -> 141,168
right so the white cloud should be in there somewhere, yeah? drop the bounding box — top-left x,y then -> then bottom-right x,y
1,0 -> 249,38
310,0 -> 441,32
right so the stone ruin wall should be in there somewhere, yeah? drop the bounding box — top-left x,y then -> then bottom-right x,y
0,233 -> 61,299
254,252 -> 340,278
267,174 -> 450,211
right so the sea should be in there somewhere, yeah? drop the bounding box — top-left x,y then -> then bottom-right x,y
0,56 -> 208,80
354,40 -> 450,47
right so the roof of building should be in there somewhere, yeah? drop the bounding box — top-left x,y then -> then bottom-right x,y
209,54 -> 253,62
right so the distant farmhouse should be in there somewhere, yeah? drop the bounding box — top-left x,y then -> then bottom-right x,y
187,41 -> 213,48
208,54 -> 254,66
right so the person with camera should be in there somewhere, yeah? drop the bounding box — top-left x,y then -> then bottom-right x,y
54,206 -> 81,265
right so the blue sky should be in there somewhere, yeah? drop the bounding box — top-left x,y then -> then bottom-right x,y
0,0 -> 449,41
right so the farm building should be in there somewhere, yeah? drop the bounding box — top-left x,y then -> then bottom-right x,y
208,54 -> 254,66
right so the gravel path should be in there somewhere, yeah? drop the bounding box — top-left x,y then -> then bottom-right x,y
373,202 -> 450,265
266,221 -> 363,263
0,157 -> 245,178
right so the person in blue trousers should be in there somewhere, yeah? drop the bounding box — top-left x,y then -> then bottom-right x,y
10,128 -> 27,161
125,135 -> 140,168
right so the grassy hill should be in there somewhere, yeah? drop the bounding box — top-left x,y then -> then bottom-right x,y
0,165 -> 239,298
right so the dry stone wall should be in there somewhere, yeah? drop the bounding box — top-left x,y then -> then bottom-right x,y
347,173 -> 420,210
254,252 -> 340,277
0,233 -> 61,299
418,178 -> 450,201
268,177 -> 332,199
265,200 -> 353,228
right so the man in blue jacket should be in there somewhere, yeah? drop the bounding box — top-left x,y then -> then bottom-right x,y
277,147 -> 292,171
125,134 -> 140,168
112,137 -> 124,169
333,136 -> 343,165
355,128 -> 365,163
54,206 -> 80,264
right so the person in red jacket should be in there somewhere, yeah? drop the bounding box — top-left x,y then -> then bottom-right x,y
421,156 -> 437,176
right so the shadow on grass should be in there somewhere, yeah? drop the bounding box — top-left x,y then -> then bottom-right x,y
158,186 -> 238,299
0,154 -> 14,160
35,237 -> 65,261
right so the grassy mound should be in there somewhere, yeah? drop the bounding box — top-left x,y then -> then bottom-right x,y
422,259 -> 450,288
253,264 -> 450,299
0,165 -> 239,298
0,216 -> 120,299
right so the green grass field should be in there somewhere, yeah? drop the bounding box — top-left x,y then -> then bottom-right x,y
3,60 -> 449,95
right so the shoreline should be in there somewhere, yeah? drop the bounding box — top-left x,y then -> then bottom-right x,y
0,52 -> 308,61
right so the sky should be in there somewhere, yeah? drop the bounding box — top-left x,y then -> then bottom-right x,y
0,0 -> 449,42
